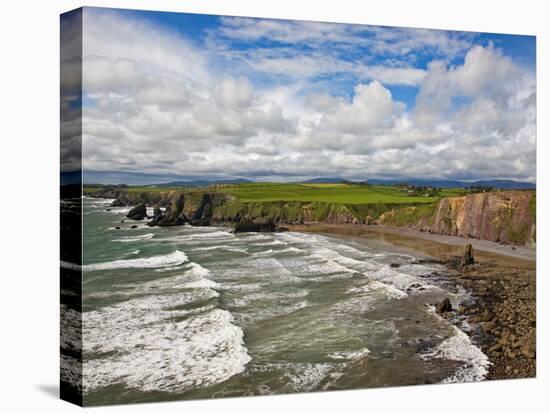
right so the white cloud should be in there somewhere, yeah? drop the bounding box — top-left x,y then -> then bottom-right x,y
318,81 -> 404,134
80,10 -> 536,183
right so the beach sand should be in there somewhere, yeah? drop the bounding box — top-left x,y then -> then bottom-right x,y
289,223 -> 536,380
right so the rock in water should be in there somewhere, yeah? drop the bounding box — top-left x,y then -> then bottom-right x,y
126,203 -> 147,220
436,298 -> 453,313
463,243 -> 475,266
233,219 -> 277,233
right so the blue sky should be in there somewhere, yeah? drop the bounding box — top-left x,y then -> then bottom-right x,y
95,8 -> 535,109
77,7 -> 536,184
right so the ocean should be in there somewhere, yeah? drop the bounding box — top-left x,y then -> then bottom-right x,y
69,197 -> 489,404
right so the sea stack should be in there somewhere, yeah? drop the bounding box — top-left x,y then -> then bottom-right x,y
463,243 -> 475,266
126,203 -> 147,220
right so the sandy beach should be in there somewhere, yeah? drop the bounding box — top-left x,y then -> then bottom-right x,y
289,222 -> 536,380
288,223 -> 535,264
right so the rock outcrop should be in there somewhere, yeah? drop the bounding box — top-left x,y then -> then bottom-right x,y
185,193 -> 214,226
436,298 -> 453,314
149,193 -> 186,227
463,244 -> 475,266
233,219 -> 278,233
126,203 -> 147,220
380,191 -> 536,246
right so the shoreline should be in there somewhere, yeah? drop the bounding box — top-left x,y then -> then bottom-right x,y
288,222 -> 536,381
287,223 -> 535,264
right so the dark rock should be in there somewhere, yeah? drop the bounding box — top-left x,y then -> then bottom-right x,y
406,283 -> 425,293
416,338 -> 434,353
233,219 -> 278,233
189,201 -> 213,226
149,194 -> 186,227
106,208 -> 111,212
462,244 -> 475,266
152,206 -> 162,219
126,203 -> 147,220
130,225 -> 138,229
390,263 -> 401,268
115,226 -> 121,230
111,199 -> 126,207
436,298 -> 453,313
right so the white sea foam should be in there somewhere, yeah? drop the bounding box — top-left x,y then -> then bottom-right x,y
83,250 -> 187,271
329,348 -> 370,361
312,247 -> 376,273
158,230 -> 234,245
183,230 -> 233,239
216,258 -> 296,284
106,207 -> 131,214
369,265 -> 425,291
232,289 -> 309,307
422,307 -> 490,382
103,262 -> 219,296
61,354 -> 82,391
347,280 -> 408,300
89,198 -> 115,204
83,308 -> 251,393
253,239 -> 285,247
61,260 -> 81,271
192,245 -> 248,253
290,256 -> 355,278
112,233 -> 154,243
60,304 -> 82,351
284,363 -> 334,391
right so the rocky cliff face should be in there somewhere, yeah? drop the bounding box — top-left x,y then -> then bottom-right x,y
380,191 -> 536,246
89,188 -> 535,245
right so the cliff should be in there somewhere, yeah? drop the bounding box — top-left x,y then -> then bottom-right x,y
87,188 -> 536,245
87,188 -> 410,226
379,191 -> 536,246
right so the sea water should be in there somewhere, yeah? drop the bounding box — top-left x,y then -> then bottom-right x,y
65,197 -> 489,404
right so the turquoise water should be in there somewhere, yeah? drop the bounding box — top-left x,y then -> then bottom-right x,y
73,197 -> 489,405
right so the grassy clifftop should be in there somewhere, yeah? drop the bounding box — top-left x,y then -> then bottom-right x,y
84,182 -> 450,225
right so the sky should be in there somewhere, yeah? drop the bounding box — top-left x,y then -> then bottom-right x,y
77,7 -> 536,184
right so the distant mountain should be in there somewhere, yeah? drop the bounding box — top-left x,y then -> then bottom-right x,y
149,178 -> 253,187
366,178 -> 535,189
301,177 -> 353,184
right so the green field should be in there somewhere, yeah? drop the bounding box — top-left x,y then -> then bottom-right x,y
84,182 -> 467,204
218,183 -> 464,204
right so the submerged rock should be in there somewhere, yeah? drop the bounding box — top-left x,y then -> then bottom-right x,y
126,203 -> 147,220
406,283 -> 425,293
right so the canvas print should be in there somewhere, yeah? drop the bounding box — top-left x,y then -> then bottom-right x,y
60,7 -> 536,406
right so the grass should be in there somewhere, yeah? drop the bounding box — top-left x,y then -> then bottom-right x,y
218,183 -> 442,205
380,203 -> 439,227
84,182 -> 469,203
